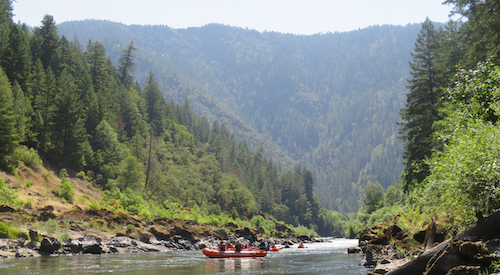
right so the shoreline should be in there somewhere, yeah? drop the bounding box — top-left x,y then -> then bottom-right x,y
0,233 -> 326,259
347,213 -> 500,275
0,206 -> 321,259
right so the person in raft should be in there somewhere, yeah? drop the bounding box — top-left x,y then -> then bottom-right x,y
218,241 -> 225,252
298,242 -> 305,248
235,241 -> 242,252
258,239 -> 266,250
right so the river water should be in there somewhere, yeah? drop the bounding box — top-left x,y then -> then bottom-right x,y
0,238 -> 367,275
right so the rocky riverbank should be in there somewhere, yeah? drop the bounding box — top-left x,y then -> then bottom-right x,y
0,204 -> 314,258
348,213 -> 500,275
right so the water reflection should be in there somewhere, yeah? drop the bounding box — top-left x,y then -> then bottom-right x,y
204,258 -> 267,273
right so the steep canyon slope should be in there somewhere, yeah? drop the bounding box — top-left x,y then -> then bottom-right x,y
58,21 -> 422,213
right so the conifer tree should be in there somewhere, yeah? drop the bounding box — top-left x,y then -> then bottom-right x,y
398,18 -> 441,191
143,71 -> 166,134
1,24 -> 31,91
445,0 -> 500,65
11,80 -> 32,144
37,66 -> 56,151
52,69 -> 85,167
0,67 -> 18,171
32,15 -> 60,70
118,39 -> 137,88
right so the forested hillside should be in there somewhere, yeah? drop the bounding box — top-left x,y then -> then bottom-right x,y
0,0 -> 347,237
57,21 -> 424,213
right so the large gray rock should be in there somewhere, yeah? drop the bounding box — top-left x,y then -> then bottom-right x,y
40,237 -> 61,254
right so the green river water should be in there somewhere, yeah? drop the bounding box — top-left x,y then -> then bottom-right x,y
0,238 -> 367,274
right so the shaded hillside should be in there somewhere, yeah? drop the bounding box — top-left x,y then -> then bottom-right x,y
58,21 -> 421,213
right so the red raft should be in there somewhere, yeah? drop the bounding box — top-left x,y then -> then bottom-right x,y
202,248 -> 267,258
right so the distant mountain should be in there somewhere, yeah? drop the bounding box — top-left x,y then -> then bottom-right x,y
58,20 -> 421,213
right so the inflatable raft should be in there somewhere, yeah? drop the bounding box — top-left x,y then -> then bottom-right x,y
202,248 -> 267,258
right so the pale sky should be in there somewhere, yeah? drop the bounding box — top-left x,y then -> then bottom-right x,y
13,0 -> 454,35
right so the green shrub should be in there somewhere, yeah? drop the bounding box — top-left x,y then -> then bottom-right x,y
25,181 -> 32,188
14,146 -> 42,169
0,178 -> 23,208
58,177 -> 75,202
138,209 -> 153,221
59,223 -> 71,243
45,219 -> 58,236
0,221 -> 24,239
85,201 -> 101,210
126,224 -> 135,231
41,170 -> 51,179
59,169 -> 68,178
77,171 -> 85,179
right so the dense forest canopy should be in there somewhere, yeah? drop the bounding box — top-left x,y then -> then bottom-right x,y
0,0 -> 350,237
57,21 -> 426,214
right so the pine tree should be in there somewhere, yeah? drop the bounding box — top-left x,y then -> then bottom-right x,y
32,15 -> 60,71
1,24 -> 31,91
11,81 -> 32,144
0,67 -> 18,171
398,18 -> 442,191
52,69 -> 85,167
445,0 -> 500,65
143,71 -> 166,134
37,66 -> 56,151
118,39 -> 137,88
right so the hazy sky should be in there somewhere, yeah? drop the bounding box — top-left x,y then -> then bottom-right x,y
13,0 -> 454,35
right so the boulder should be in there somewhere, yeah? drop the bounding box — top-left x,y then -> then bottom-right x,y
347,246 -> 362,254
64,239 -> 83,254
116,228 -> 153,244
40,237 -> 61,254
149,225 -> 171,241
82,243 -> 103,254
234,227 -> 257,241
28,230 -> 38,242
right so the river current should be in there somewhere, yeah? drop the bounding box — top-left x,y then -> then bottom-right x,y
0,238 -> 367,274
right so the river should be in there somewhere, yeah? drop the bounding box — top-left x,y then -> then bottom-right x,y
0,238 -> 367,274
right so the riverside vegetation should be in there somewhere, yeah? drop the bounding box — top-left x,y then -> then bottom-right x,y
0,0 -> 346,257
347,1 -> 500,274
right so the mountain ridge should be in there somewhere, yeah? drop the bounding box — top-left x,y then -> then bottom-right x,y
57,20 -> 421,213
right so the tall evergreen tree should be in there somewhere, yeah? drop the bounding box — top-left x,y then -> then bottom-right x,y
1,24 -> 31,91
52,69 -> 85,167
143,71 -> 166,134
445,0 -> 500,65
0,67 -> 18,171
32,15 -> 60,71
118,39 -> 137,88
37,66 -> 56,151
398,18 -> 442,191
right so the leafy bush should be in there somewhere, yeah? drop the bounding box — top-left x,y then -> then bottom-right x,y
45,219 -> 58,236
0,177 -> 23,208
85,201 -> 101,210
13,146 -> 42,169
77,171 -> 85,179
250,215 -> 276,236
59,222 -> 71,243
59,168 -> 68,178
0,221 -> 24,239
292,225 -> 317,236
58,177 -> 75,202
